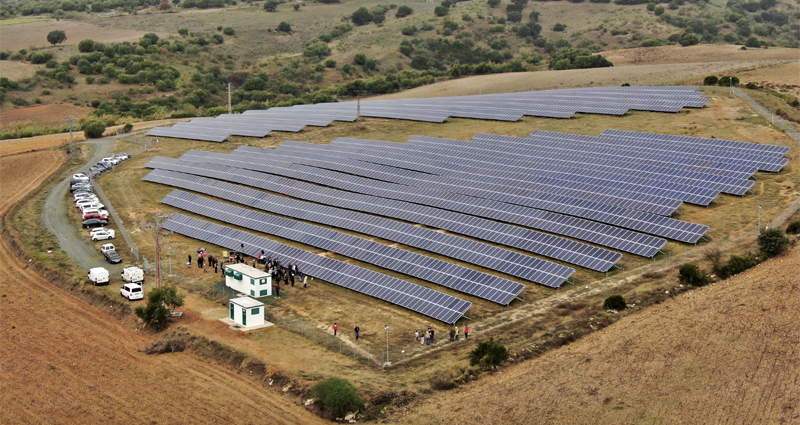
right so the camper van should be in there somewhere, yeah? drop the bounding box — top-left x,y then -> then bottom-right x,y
87,267 -> 110,285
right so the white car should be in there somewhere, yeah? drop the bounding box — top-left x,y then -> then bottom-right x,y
101,157 -> 121,165
120,283 -> 144,301
72,173 -> 89,181
91,229 -> 116,241
78,201 -> 104,210
90,227 -> 115,237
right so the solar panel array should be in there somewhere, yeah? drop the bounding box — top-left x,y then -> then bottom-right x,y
144,159 -> 624,272
163,214 -> 471,323
145,169 -> 585,281
146,87 -> 709,142
161,190 -> 528,304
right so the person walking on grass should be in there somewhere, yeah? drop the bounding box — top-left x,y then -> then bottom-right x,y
354,325 -> 360,340
415,330 -> 420,343
464,325 -> 469,339
333,322 -> 338,336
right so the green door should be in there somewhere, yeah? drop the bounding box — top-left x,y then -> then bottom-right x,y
230,302 -> 234,320
242,308 -> 247,326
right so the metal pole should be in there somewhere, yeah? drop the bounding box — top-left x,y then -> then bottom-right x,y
384,325 -> 390,365
758,205 -> 762,235
227,82 -> 232,136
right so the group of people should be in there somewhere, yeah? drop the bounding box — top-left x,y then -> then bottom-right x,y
449,325 -> 469,341
258,254 -> 304,288
191,248 -> 220,274
415,327 -> 436,345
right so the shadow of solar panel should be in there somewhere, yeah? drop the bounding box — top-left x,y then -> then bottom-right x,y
163,214 -> 471,323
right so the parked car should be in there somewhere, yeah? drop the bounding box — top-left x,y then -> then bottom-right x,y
72,173 -> 89,182
79,202 -> 105,212
104,249 -> 122,264
77,200 -> 104,210
82,218 -> 108,228
70,183 -> 92,192
90,228 -> 115,238
91,229 -> 116,241
87,267 -> 110,286
113,152 -> 131,160
121,266 -> 144,284
101,157 -> 121,165
89,166 -> 105,174
73,192 -> 96,201
97,161 -> 113,170
120,283 -> 144,301
82,212 -> 103,222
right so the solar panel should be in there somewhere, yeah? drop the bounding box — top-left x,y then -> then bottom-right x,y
161,189 -> 530,302
163,214 -> 471,323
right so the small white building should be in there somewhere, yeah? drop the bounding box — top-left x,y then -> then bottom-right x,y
229,297 -> 265,327
224,263 -> 271,298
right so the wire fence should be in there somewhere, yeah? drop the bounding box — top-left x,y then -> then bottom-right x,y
734,88 -> 800,144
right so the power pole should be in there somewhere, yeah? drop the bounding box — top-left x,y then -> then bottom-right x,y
152,211 -> 171,289
228,82 -> 232,136
356,91 -> 361,122
67,115 -> 77,163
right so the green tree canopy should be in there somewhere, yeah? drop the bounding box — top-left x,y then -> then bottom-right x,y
47,30 -> 67,46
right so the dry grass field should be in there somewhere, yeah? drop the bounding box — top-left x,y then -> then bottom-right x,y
0,150 -> 328,425
0,20 -> 146,51
404,246 -> 800,425
0,104 -> 89,129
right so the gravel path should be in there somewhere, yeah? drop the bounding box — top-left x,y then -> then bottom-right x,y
41,137 -> 121,271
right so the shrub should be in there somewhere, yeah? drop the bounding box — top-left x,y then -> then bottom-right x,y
85,76 -> 95,84
122,123 -> 134,133
353,53 -> 367,65
324,59 -> 337,68
82,120 -> 106,138
395,5 -> 413,17
603,295 -> 627,310
223,27 -> 235,35
654,6 -> 665,15
716,253 -> 760,279
310,377 -> 364,419
351,7 -> 373,25
640,37 -> 664,47
679,264 -> 709,286
787,221 -> 800,235
277,22 -> 292,32
703,75 -> 719,85
134,285 -> 185,331
264,0 -> 278,11
434,5 -> 449,16
469,338 -> 509,369
759,228 -> 790,257
553,23 -> 566,31
718,76 -> 740,86
488,0 -> 501,6
745,36 -> 761,48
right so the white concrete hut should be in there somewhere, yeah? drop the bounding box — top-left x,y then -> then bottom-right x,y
229,297 -> 265,327
224,263 -> 271,298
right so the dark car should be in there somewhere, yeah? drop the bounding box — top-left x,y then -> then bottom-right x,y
104,250 -> 122,264
97,161 -> 113,170
82,218 -> 108,228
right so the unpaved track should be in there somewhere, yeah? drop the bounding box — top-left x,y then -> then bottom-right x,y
0,150 -> 327,424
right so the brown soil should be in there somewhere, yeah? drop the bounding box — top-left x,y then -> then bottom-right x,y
0,151 -> 327,424
0,104 -> 90,129
405,247 -> 800,425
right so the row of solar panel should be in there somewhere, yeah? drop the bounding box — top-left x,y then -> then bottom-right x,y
171,151 -> 677,251
145,87 -> 710,141
163,214 -> 472,323
162,190 -> 529,303
146,169 -> 606,276
233,144 -> 708,243
143,163 -> 623,272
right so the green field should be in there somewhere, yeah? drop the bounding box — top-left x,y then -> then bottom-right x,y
0,17 -> 54,25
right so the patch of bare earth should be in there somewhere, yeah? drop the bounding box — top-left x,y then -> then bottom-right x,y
1,104 -> 90,129
0,151 -> 327,425
0,20 -> 146,51
405,247 -> 800,425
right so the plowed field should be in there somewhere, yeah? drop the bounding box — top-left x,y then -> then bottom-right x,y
0,151 -> 327,424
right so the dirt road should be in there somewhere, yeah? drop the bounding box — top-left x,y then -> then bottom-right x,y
0,150 -> 328,424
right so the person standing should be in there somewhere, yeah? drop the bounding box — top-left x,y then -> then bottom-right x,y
455,326 -> 459,341
420,331 -> 425,345
354,325 -> 360,340
464,325 -> 469,339
188,254 -> 192,265
289,270 -> 295,287
274,284 -> 280,298
449,327 -> 455,342
415,330 -> 420,343
333,322 -> 339,336
430,328 -> 435,344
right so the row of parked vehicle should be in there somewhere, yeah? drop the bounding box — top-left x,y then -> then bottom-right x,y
84,152 -> 131,178
87,266 -> 145,301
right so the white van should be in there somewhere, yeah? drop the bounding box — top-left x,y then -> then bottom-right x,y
72,173 -> 89,182
121,266 -> 144,284
87,267 -> 110,285
120,283 -> 144,301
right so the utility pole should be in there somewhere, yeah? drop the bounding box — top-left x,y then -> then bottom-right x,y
228,82 -> 232,136
356,91 -> 361,122
152,211 -> 171,289
384,325 -> 390,366
66,115 -> 77,163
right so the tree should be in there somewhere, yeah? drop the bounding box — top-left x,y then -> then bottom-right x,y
469,338 -> 509,369
304,41 -> 331,59
395,5 -> 413,18
679,264 -> 709,286
353,53 -> 367,65
759,228 -> 790,257
178,28 -> 189,36
264,0 -> 278,11
325,59 -> 337,68
507,11 -> 522,22
223,27 -> 235,35
310,377 -> 364,420
603,295 -> 627,311
293,4 -> 300,11
679,32 -> 700,46
47,30 -> 67,46
351,7 -> 372,25
159,1 -> 172,9
134,286 -> 185,331
745,36 -> 761,48
488,0 -> 500,6
552,23 -> 566,32
703,75 -> 719,85
277,21 -> 292,32
787,221 -> 800,235
372,12 -> 386,25
434,5 -> 449,16
83,120 -> 106,138
717,76 -> 740,87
